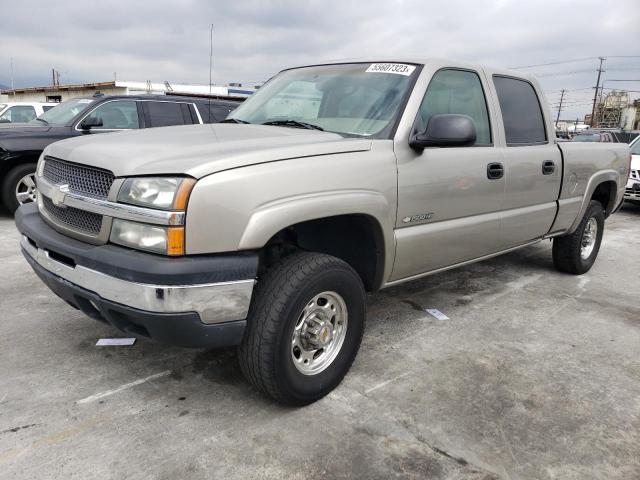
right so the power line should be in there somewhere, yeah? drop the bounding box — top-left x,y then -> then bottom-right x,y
537,69 -> 600,78
511,57 -> 596,69
511,55 -> 640,70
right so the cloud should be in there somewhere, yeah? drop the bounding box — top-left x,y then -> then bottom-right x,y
1,0 -> 639,118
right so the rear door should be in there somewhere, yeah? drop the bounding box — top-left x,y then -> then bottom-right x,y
491,75 -> 562,248
392,67 -> 505,281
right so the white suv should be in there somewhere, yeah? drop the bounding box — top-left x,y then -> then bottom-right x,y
0,102 -> 58,123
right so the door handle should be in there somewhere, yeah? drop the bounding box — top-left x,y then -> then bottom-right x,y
487,162 -> 504,180
542,160 -> 556,175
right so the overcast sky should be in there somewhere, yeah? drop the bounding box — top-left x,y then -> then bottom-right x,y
2,0 -> 639,119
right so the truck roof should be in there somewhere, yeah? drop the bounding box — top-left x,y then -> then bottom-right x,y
287,57 -> 536,83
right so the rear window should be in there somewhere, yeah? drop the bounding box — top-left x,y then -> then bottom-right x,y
143,101 -> 193,127
493,76 -> 547,146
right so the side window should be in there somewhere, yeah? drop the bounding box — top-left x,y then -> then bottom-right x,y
42,106 -> 56,112
144,102 -> 191,127
83,101 -> 140,129
416,69 -> 492,145
493,76 -> 547,145
213,105 -> 233,122
0,105 -> 37,123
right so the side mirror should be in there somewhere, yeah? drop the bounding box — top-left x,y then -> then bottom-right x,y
410,114 -> 476,150
80,116 -> 103,130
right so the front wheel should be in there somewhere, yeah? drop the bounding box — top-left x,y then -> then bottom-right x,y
238,252 -> 365,405
552,200 -> 605,274
2,163 -> 38,214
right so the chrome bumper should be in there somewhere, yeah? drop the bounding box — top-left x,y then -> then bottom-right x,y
21,235 -> 254,324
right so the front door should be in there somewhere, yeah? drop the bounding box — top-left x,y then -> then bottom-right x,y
392,68 -> 505,281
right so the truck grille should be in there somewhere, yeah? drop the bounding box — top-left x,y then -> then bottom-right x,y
42,196 -> 103,235
43,157 -> 115,199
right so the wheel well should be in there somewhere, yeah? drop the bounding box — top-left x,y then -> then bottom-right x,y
259,214 -> 385,292
590,181 -> 617,217
0,154 -> 39,184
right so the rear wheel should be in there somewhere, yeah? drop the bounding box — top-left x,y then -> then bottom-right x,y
238,252 -> 365,405
552,200 -> 605,274
2,163 -> 38,214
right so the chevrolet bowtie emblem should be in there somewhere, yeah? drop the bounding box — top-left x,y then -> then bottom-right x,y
51,184 -> 70,208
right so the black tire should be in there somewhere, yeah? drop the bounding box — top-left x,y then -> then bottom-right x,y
1,163 -> 37,214
238,252 -> 365,405
552,200 -> 605,275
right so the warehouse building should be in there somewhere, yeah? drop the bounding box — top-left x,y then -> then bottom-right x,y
0,80 -> 256,103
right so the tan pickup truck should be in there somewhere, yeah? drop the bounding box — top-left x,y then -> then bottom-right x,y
16,59 -> 630,405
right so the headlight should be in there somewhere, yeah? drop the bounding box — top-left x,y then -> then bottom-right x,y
110,219 -> 185,256
117,177 -> 195,210
112,176 -> 195,255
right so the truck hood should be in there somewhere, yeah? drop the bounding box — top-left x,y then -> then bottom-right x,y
44,124 -> 372,178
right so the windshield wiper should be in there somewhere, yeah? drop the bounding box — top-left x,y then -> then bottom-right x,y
34,118 -> 49,125
221,118 -> 251,124
262,119 -> 324,131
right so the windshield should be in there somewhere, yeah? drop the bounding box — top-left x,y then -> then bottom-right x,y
228,63 -> 419,138
33,98 -> 95,126
631,137 -> 640,155
572,134 -> 600,142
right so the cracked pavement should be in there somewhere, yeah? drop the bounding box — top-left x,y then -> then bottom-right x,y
1,204 -> 639,479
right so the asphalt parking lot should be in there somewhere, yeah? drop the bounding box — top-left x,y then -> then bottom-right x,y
1,205 -> 639,480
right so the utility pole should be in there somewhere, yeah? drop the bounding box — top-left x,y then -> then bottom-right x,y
590,57 -> 605,127
10,57 -> 14,89
555,89 -> 565,128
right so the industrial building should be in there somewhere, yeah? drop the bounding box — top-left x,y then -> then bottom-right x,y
586,90 -> 640,131
0,80 -> 256,103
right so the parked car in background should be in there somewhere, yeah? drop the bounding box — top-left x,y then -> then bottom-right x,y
571,131 -> 616,142
571,130 -> 637,143
0,94 -> 240,212
624,135 -> 640,203
15,58 -> 629,405
0,102 -> 58,123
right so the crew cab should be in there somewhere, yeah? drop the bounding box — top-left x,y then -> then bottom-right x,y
0,95 -> 240,213
0,102 -> 58,123
15,59 -> 630,405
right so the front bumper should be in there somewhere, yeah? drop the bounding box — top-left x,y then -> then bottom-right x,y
16,203 -> 258,348
624,178 -> 640,200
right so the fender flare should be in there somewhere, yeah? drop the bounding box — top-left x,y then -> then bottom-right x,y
567,170 -> 619,234
238,189 -> 396,284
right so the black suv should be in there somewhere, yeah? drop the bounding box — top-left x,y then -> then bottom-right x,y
0,94 -> 240,213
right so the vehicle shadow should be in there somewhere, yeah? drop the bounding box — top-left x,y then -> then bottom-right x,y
619,201 -> 640,215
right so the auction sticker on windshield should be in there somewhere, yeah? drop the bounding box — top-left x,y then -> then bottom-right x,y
366,63 -> 416,76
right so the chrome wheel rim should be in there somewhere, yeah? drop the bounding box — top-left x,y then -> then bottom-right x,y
15,173 -> 37,205
291,291 -> 348,376
581,217 -> 598,259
